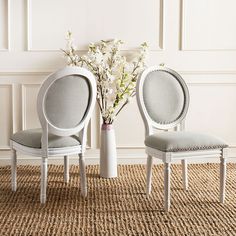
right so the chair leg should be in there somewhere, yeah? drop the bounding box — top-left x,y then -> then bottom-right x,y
146,155 -> 153,195
79,154 -> 87,197
64,155 -> 69,183
11,149 -> 17,192
40,157 -> 48,204
164,162 -> 171,212
181,159 -> 188,191
220,150 -> 227,203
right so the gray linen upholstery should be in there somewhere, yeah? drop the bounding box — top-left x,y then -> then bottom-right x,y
143,70 -> 185,124
145,131 -> 228,152
11,129 -> 80,149
45,75 -> 90,129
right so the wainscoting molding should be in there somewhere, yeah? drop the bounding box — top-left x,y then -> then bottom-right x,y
26,0 -> 164,51
0,84 -> 14,150
1,71 -> 236,164
180,0 -> 236,51
21,84 -> 40,130
0,0 -> 10,51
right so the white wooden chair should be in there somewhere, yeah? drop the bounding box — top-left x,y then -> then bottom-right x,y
136,66 -> 228,212
10,67 -> 96,203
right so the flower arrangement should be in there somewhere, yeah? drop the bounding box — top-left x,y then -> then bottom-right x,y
62,32 -> 148,124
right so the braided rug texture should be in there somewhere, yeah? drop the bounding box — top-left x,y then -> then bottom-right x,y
1,163 -> 236,235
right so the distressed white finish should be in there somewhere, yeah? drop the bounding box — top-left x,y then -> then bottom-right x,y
10,67 -> 97,203
181,159 -> 188,191
11,149 -> 16,191
136,66 -> 228,212
146,155 -> 153,195
40,157 -> 47,204
79,153 -> 87,197
164,162 -> 171,212
64,155 -> 69,183
220,148 -> 228,203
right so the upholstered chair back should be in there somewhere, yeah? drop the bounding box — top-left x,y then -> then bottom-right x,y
37,67 -> 96,137
45,75 -> 89,128
137,67 -> 189,131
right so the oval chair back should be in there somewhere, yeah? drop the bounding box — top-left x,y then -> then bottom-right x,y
37,67 -> 96,138
136,66 -> 189,133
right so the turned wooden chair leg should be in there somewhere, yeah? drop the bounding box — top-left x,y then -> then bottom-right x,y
64,155 -> 69,183
79,154 -> 87,197
164,162 -> 171,212
220,149 -> 227,203
146,155 -> 153,195
11,149 -> 17,192
40,157 -> 48,204
181,159 -> 188,191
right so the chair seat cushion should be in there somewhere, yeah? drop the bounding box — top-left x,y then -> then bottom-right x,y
145,131 -> 228,152
11,128 -> 81,149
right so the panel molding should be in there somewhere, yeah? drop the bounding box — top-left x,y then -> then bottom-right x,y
26,0 -> 164,51
1,70 -> 236,151
0,0 -> 10,51
21,84 -> 40,130
26,0 -> 32,51
0,84 -> 14,150
158,0 -> 164,50
179,0 -> 236,51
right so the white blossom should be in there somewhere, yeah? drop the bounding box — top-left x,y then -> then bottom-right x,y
62,32 -> 148,124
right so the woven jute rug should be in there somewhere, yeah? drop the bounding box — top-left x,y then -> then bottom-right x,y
1,163 -> 236,235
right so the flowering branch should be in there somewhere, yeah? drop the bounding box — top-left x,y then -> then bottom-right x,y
62,31 -> 148,124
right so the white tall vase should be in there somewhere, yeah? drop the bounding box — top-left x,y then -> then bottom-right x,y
100,124 -> 117,178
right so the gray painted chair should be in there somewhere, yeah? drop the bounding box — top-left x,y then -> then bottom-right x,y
10,67 -> 96,203
136,66 -> 228,212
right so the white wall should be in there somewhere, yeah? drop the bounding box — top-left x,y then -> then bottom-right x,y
1,0 -> 236,164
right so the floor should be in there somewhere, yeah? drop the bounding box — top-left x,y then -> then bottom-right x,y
0,164 -> 236,235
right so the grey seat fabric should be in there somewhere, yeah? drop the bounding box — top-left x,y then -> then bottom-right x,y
11,129 -> 81,149
145,131 -> 228,152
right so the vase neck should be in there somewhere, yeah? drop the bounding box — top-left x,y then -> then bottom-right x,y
102,124 -> 113,131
